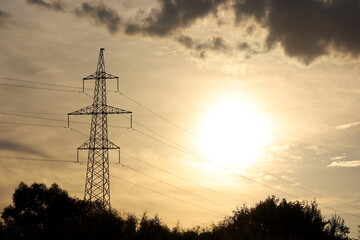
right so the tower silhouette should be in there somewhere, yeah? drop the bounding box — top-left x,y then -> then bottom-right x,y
68,48 -> 132,208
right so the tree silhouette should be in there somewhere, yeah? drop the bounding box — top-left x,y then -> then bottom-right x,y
0,183 -> 353,240
137,213 -> 170,240
1,182 -> 123,240
325,214 -> 350,240
210,196 -> 351,240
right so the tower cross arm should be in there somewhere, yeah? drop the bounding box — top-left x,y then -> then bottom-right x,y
105,105 -> 132,115
68,105 -> 131,115
83,72 -> 119,80
68,105 -> 95,115
78,139 -> 120,150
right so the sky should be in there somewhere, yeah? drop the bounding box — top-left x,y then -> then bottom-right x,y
0,0 -> 359,237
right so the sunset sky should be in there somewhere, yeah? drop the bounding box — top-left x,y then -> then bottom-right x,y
0,0 -> 359,237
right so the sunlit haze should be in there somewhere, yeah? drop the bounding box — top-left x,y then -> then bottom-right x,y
196,94 -> 273,168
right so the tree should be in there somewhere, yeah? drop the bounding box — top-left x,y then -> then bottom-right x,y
325,214 -> 350,240
211,196 -> 350,240
137,213 -> 170,240
1,183 -> 353,240
1,182 -> 123,240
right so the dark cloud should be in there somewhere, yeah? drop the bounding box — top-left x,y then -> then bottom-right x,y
233,0 -> 360,64
176,34 -> 195,48
74,2 -> 121,34
177,34 -> 230,58
238,41 -> 260,59
24,0 -> 360,63
0,139 -> 47,157
125,0 -> 228,36
197,36 -> 229,52
0,10 -> 12,28
25,0 -> 66,11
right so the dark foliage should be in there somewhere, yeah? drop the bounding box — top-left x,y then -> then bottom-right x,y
0,183 -> 354,240
210,196 -> 351,240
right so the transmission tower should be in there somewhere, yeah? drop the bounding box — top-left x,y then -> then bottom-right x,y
68,48 -> 132,208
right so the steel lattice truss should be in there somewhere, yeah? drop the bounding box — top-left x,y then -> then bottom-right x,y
68,48 -> 132,208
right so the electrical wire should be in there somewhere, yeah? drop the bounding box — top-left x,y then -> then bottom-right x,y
117,163 -> 234,211
1,35 -> 357,218
1,74 -> 359,213
0,82 -> 79,92
120,151 -> 257,203
118,92 -> 201,140
110,173 -> 227,217
0,78 -> 355,208
0,111 -> 130,129
106,52 -> 201,110
0,155 -> 75,163
0,76 -> 82,89
0,32 -> 96,51
0,121 -> 65,128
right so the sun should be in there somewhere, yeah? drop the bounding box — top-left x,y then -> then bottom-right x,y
195,94 -> 273,169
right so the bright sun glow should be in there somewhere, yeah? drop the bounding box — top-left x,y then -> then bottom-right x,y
196,94 -> 273,169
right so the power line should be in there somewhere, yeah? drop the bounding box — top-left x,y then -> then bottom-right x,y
1,76 -> 359,212
1,110 -> 64,115
0,36 -> 356,217
120,151 -> 257,203
4,108 -> 358,212
0,121 -> 65,128
106,52 -> 201,110
2,155 -> 358,219
248,165 -> 360,211
118,92 -> 200,140
117,163 -> 234,211
0,82 -> 79,92
0,76 -> 82,89
0,83 -> 359,213
116,131 -> 260,202
129,127 -> 297,198
116,96 -> 360,211
0,32 -> 96,51
0,154 -> 227,215
110,173 -> 227,217
0,111 -> 131,129
0,155 -> 75,163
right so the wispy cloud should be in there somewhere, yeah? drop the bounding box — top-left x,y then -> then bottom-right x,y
25,0 -> 66,12
176,34 -> 230,58
74,2 -> 121,34
0,139 -> 47,157
328,160 -> 360,168
335,121 -> 360,130
0,10 -> 12,28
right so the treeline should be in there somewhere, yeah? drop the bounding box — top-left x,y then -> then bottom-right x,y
0,182 -> 356,240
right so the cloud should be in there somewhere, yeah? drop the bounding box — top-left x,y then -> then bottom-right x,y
335,121 -> 360,130
126,0 -> 360,63
176,34 -> 230,58
328,160 -> 360,167
0,10 -> 12,28
125,0 -> 228,37
23,0 -> 360,63
237,41 -> 261,59
0,139 -> 47,157
74,2 -> 121,34
25,0 -> 66,11
233,0 -> 360,64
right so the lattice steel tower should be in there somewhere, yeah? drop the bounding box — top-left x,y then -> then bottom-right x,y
68,48 -> 132,208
